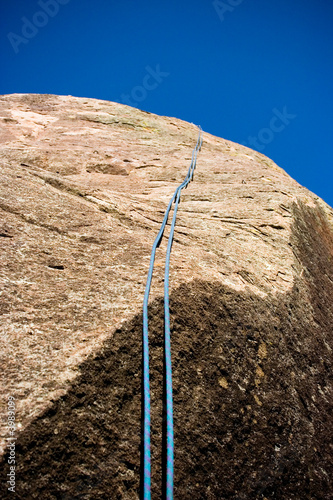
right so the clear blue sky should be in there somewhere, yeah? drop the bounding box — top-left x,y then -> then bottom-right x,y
1,0 -> 332,206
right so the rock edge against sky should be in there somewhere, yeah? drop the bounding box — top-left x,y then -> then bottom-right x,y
0,94 -> 332,498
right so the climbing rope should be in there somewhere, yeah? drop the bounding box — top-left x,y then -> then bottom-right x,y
142,125 -> 203,500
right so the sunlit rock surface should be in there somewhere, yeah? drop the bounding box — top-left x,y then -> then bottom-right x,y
0,94 -> 332,499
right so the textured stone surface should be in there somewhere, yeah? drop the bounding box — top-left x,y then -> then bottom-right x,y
0,94 -> 332,498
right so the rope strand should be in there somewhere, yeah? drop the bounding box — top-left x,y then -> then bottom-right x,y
142,126 -> 203,500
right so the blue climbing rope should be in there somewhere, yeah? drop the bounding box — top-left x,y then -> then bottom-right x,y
142,125 -> 203,500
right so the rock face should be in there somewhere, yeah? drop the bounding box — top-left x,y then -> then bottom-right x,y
0,93 -> 332,499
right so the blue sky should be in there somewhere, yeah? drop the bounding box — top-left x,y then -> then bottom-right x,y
1,0 -> 332,206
